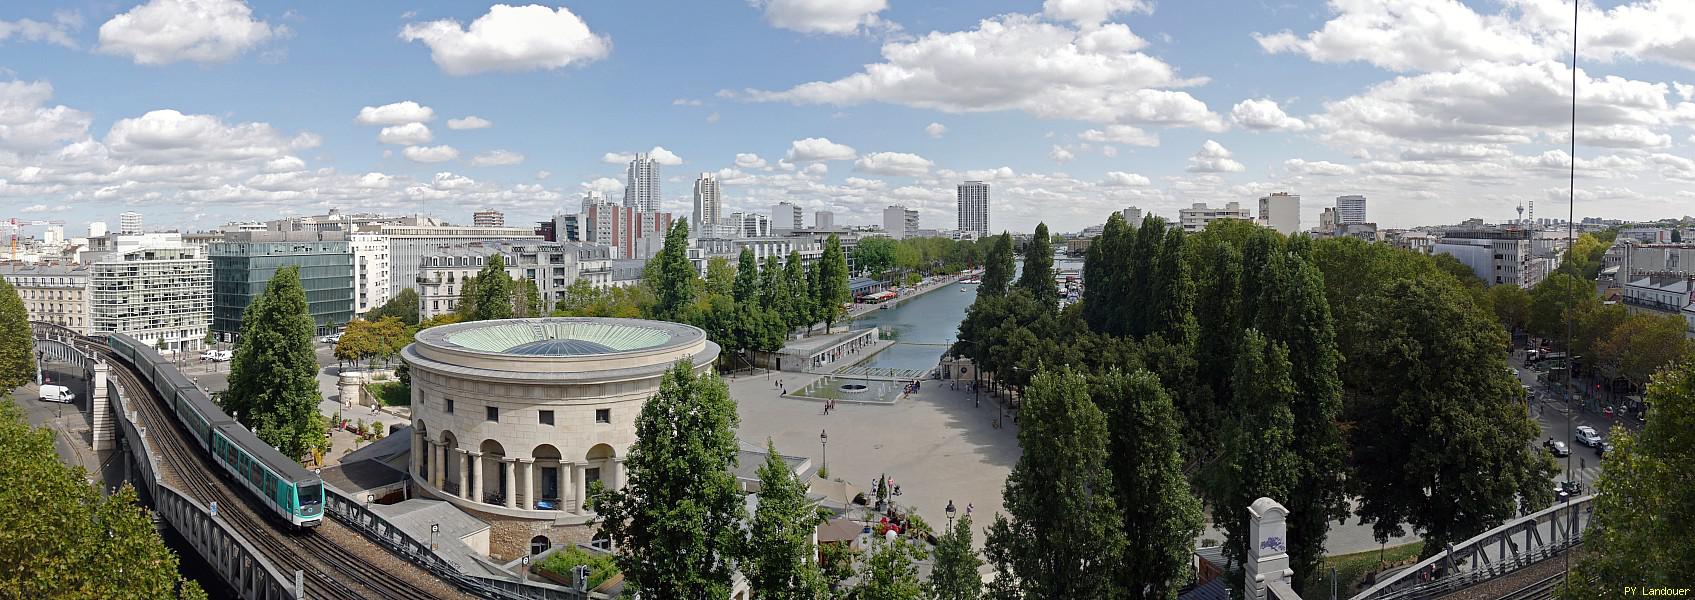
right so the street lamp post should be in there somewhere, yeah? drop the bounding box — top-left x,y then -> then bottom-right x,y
945,499 -> 956,530
820,430 -> 829,476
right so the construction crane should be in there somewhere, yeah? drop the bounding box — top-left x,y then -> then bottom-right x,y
3,218 -> 67,260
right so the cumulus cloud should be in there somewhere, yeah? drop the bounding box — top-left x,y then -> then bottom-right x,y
400,4 -> 611,75
1078,124 -> 1158,146
98,0 -> 284,65
1049,145 -> 1076,162
746,14 -> 1223,131
0,12 -> 83,48
854,151 -> 934,176
1283,158 -> 1353,176
446,115 -> 492,130
603,145 -> 683,166
1101,171 -> 1150,186
104,109 -> 299,164
735,153 -> 770,169
403,145 -> 458,163
924,122 -> 947,138
0,80 -> 94,153
1042,0 -> 1151,27
1231,98 -> 1309,131
751,0 -> 889,35
356,101 -> 434,125
377,122 -> 432,145
356,172 -> 393,188
469,149 -> 525,167
1186,140 -> 1245,173
786,137 -> 857,161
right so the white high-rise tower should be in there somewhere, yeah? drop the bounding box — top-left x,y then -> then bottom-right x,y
957,181 -> 990,236
624,153 -> 660,212
119,211 -> 143,235
1335,195 -> 1366,225
693,172 -> 721,231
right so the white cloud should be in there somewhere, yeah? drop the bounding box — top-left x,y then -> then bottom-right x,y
356,101 -> 434,125
1048,145 -> 1076,162
746,14 -> 1223,131
261,155 -> 305,173
1078,124 -> 1158,146
429,171 -> 475,190
706,112 -> 720,124
787,137 -> 857,161
602,146 -> 683,166
1101,171 -> 1150,186
20,203 -> 58,213
535,170 -> 551,179
924,122 -> 947,138
601,152 -> 633,164
1186,140 -> 1244,173
1042,0 -> 1151,27
356,172 -> 393,188
854,151 -> 934,176
581,177 -> 623,195
672,98 -> 703,106
803,163 -> 829,177
752,0 -> 889,35
400,4 -> 611,75
469,149 -> 525,167
1283,158 -> 1353,176
403,145 -> 459,163
1231,98 -> 1309,131
446,115 -> 492,130
735,153 -> 770,169
377,122 -> 432,145
98,0 -> 284,65
1253,0 -> 1547,73
0,12 -> 83,48
0,80 -> 94,153
104,109 -> 298,164
1101,145 -> 1118,157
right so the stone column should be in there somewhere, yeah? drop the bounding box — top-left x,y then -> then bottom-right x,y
573,463 -> 588,514
412,432 -> 423,477
456,449 -> 469,498
522,459 -> 536,511
611,458 -> 625,491
503,460 -> 516,509
430,442 -> 444,488
560,462 -> 574,511
1245,497 -> 1294,600
467,452 -> 482,503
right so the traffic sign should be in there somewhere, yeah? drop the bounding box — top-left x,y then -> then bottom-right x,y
209,501 -> 218,517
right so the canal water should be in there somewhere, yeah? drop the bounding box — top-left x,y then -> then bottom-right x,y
850,282 -> 977,370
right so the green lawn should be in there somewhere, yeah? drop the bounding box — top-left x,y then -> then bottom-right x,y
1303,541 -> 1425,597
366,381 -> 410,406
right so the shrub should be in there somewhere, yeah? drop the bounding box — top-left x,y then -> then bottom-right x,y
538,546 -> 619,590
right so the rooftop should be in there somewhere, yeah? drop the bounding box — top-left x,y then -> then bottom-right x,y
415,317 -> 706,360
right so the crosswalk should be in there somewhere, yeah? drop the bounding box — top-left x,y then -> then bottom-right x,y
1553,461 -> 1604,491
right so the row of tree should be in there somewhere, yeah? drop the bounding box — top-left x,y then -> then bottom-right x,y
851,235 -> 987,284
592,360 -> 984,600
0,278 -> 30,390
956,214 -> 1557,597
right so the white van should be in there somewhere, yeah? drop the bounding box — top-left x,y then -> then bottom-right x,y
39,384 -> 75,403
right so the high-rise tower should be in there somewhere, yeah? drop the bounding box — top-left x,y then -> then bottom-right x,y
692,172 -> 721,231
957,181 -> 989,236
624,153 -> 660,212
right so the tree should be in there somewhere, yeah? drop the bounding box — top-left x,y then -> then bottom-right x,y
733,247 -> 761,305
1015,223 -> 1056,307
980,233 -> 1015,297
1189,238 -> 1244,447
1487,284 -> 1531,333
594,360 -> 744,599
746,440 -> 828,600
1572,359 -> 1695,590
854,236 -> 897,280
1094,370 -> 1203,600
853,537 -> 928,600
1345,278 -> 1555,559
453,275 -> 479,320
334,319 -> 379,367
814,235 -> 851,332
1597,313 -> 1695,389
1528,273 -> 1596,341
705,256 -> 736,299
1205,330 -> 1300,600
556,279 -> 601,315
512,276 -> 543,318
650,221 -> 697,322
985,369 -> 1125,599
1125,215 -> 1168,338
202,330 -> 217,348
783,251 -> 812,331
224,266 -> 327,461
0,279 -> 31,390
365,288 -> 420,325
0,400 -> 206,599
1082,213 -> 1129,334
472,255 -> 515,321
1558,232 -> 1609,280
760,254 -> 786,313
929,514 -> 982,600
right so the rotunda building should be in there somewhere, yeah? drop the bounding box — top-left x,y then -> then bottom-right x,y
403,317 -> 719,555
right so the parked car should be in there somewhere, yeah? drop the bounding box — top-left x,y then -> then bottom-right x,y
320,334 -> 341,344
39,384 -> 75,403
1545,439 -> 1570,457
1596,441 -> 1614,458
208,350 -> 233,362
1574,425 -> 1601,447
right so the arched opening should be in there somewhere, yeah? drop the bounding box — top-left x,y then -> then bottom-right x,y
413,420 -> 429,479
530,535 -> 550,555
479,439 -> 507,505
585,443 -> 617,497
440,430 -> 460,496
532,444 -> 563,511
590,530 -> 612,551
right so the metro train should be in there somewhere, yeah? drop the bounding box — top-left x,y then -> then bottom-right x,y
104,333 -> 324,528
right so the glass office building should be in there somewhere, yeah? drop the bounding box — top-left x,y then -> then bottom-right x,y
211,231 -> 355,337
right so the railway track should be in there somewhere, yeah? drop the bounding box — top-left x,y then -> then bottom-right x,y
90,338 -> 453,600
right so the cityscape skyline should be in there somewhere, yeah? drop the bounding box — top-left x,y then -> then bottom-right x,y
6,1 -> 1695,237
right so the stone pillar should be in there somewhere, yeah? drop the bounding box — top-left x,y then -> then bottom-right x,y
1245,497 -> 1294,600
573,463 -> 588,514
430,442 -> 444,488
467,452 -> 483,503
89,361 -> 113,451
456,450 -> 469,498
522,460 -> 536,511
412,432 -> 424,477
503,460 -> 516,509
338,372 -> 363,408
611,458 -> 625,491
560,462 -> 574,511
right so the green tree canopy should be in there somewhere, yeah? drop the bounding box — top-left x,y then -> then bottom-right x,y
1573,359 -> 1695,589
985,368 -> 1125,599
1206,329 -> 1300,598
733,247 -> 761,305
759,254 -> 786,313
1486,284 -> 1531,332
224,266 -> 327,461
783,251 -> 812,331
0,278 -> 31,390
472,254 -> 515,321
1596,313 -> 1695,388
1015,222 -> 1056,307
853,236 -> 897,280
980,233 -> 1015,297
853,537 -> 928,600
705,256 -> 736,299
1529,272 -> 1597,341
746,440 -> 828,600
1094,369 -> 1203,600
1082,212 -> 1130,335
1345,277 -> 1555,558
650,221 -> 697,322
814,235 -> 851,332
593,360 -> 744,599
512,276 -> 543,318
365,287 -> 420,325
929,514 -> 982,600
0,400 -> 206,599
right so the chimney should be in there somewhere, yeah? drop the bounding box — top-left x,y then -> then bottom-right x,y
1245,497 -> 1296,600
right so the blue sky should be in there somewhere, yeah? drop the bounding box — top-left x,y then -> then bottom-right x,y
3,0 -> 1695,236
